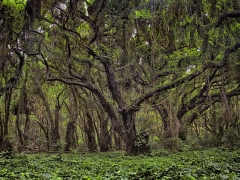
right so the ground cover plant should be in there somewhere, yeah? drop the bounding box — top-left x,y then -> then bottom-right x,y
1,148 -> 240,179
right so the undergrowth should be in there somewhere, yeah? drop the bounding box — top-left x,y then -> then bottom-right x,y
0,149 -> 240,179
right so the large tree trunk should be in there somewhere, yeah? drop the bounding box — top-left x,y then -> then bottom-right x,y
122,112 -> 137,154
122,111 -> 150,155
100,60 -> 150,155
84,113 -> 97,152
155,104 -> 171,138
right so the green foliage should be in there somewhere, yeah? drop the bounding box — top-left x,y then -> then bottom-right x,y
201,135 -> 222,148
86,0 -> 94,5
2,0 -> 26,7
134,130 -> 150,147
1,149 -> 240,179
0,0 -> 25,32
162,138 -> 185,151
221,128 -> 240,149
76,22 -> 91,38
134,9 -> 152,19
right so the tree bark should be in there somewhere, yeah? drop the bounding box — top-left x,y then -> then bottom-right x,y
65,87 -> 78,151
154,104 -> 171,138
0,89 -> 12,151
84,113 -> 98,152
113,130 -> 122,150
98,116 -> 111,152
65,120 -> 77,151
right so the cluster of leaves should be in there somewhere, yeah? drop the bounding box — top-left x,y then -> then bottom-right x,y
1,149 -> 240,179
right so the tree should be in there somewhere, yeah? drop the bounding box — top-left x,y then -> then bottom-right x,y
23,0 -> 240,154
0,0 -> 26,151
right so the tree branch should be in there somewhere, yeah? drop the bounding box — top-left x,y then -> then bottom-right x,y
187,84 -> 240,124
128,68 -> 204,113
128,42 -> 240,113
84,45 -> 126,109
0,49 -> 25,96
205,42 -> 240,68
216,10 -> 240,27
177,69 -> 218,120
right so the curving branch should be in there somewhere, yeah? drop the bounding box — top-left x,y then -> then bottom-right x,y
42,54 -> 126,140
0,49 -> 25,96
177,69 -> 218,120
205,42 -> 240,68
187,84 -> 240,124
128,42 -> 240,113
83,45 -> 126,109
76,10 -> 98,44
128,68 -> 204,113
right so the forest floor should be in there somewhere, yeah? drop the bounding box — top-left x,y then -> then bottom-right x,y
0,148 -> 240,179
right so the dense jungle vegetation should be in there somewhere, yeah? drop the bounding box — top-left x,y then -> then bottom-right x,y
0,0 -> 240,158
